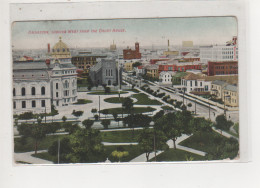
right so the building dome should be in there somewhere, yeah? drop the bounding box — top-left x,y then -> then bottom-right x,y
51,37 -> 71,58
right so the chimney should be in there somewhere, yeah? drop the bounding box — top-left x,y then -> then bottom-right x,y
168,40 -> 170,51
47,43 -> 50,53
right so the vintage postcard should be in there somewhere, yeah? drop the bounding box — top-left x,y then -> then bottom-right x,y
12,17 -> 239,164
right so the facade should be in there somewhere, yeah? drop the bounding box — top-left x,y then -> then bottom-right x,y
123,42 -> 141,60
222,84 -> 239,107
159,71 -> 176,85
181,73 -> 211,93
158,63 -> 202,74
211,80 -> 228,99
134,66 -> 145,77
89,58 -> 119,86
71,52 -> 107,73
182,41 -> 194,48
200,37 -> 238,64
13,37 -> 78,115
13,62 -> 52,115
110,41 -> 117,51
207,61 -> 238,76
146,64 -> 159,78
124,62 -> 134,72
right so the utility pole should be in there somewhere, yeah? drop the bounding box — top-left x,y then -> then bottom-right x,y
195,99 -> 197,115
45,106 -> 47,123
57,138 -> 60,164
208,99 -> 211,120
99,95 -> 101,120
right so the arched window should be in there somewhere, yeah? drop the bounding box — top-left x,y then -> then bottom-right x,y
13,88 -> 16,96
41,86 -> 45,95
31,87 -> 35,95
21,87 -> 26,96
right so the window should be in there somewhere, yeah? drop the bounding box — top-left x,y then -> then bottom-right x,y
56,92 -> 59,97
13,101 -> 16,109
31,87 -> 35,95
22,101 -> 26,108
21,87 -> 26,96
200,82 -> 202,87
56,83 -> 59,89
41,100 -> 45,107
41,87 -> 45,95
32,100 -> 36,108
195,81 -> 197,86
205,85 -> 208,91
13,88 -> 16,96
190,81 -> 192,87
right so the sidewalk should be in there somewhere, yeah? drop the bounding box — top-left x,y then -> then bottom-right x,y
14,150 -> 53,164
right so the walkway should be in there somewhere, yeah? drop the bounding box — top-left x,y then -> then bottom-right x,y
212,127 -> 239,141
102,142 -> 138,146
14,150 -> 53,164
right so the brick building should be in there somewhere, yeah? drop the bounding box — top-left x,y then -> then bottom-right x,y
123,42 -> 141,60
158,64 -> 202,74
207,61 -> 238,76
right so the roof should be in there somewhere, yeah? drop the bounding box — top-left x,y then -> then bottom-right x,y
13,70 -> 50,80
183,73 -> 203,80
160,71 -> 176,76
137,65 -> 144,69
211,80 -> 228,86
173,72 -> 188,78
13,61 -> 48,70
146,64 -> 159,70
72,54 -> 107,58
223,84 -> 237,92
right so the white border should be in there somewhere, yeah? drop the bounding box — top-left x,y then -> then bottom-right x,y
0,0 -> 257,188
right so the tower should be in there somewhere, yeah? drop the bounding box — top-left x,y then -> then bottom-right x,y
135,42 -> 139,52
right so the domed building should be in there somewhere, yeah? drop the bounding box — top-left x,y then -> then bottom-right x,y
51,37 -> 71,59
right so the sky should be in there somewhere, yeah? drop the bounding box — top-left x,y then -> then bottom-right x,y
11,17 -> 237,50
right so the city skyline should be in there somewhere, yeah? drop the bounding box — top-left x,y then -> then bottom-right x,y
12,17 -> 237,50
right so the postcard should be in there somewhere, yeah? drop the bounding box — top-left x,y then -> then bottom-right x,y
11,16 -> 242,165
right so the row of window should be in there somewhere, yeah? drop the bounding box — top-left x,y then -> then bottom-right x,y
13,87 -> 45,97
13,100 -> 45,109
215,66 -> 238,69
106,69 -> 113,76
53,48 -> 69,53
215,71 -> 238,75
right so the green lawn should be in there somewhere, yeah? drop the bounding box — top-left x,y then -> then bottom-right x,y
104,97 -> 126,104
32,145 -> 143,163
32,152 -> 56,162
14,135 -> 68,153
99,107 -> 156,114
87,91 -> 128,95
179,131 -> 239,160
150,149 -> 205,162
161,106 -> 174,111
132,93 -> 162,105
73,99 -> 92,105
101,130 -> 142,143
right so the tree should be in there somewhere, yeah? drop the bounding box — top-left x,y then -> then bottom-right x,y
101,119 -> 111,129
105,86 -> 111,94
153,110 -> 164,121
132,62 -> 142,68
111,146 -> 129,162
94,114 -> 99,121
155,112 -> 192,150
102,109 -> 109,119
18,122 -> 50,154
132,84 -> 136,90
87,85 -> 92,91
72,110 -> 83,117
122,97 -> 134,115
112,113 -> 120,126
18,112 -> 34,120
62,116 -> 67,123
138,128 -> 168,161
82,119 -> 94,129
189,117 -> 212,136
91,108 -> 97,116
215,114 -> 233,134
48,137 -> 72,163
66,129 -> 105,163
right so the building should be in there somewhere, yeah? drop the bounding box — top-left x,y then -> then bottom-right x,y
12,37 -> 78,115
89,58 -> 120,86
123,42 -> 141,60
163,40 -> 179,56
200,37 -> 238,64
71,52 -> 107,73
13,62 -> 52,115
159,71 -> 176,85
134,65 -> 145,77
158,62 -> 202,74
145,64 -> 159,78
222,84 -> 238,107
124,62 -> 134,72
181,73 -> 211,93
207,61 -> 238,76
110,40 -> 117,51
18,56 -> 34,62
211,80 -> 228,99
182,41 -> 194,48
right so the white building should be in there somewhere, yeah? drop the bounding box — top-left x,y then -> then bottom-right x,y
181,73 -> 211,93
13,37 -> 78,115
159,71 -> 176,85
